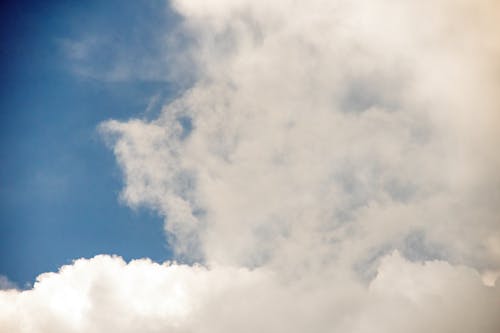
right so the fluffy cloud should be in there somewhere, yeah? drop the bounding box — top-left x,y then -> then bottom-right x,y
3,0 -> 500,331
103,0 -> 500,269
1,253 -> 499,333
0,256 -> 268,333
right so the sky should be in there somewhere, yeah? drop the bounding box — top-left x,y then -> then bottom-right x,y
1,0 -> 500,332
0,0 -> 181,286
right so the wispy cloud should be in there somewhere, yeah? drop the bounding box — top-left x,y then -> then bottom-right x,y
57,1 -> 195,85
0,275 -> 17,291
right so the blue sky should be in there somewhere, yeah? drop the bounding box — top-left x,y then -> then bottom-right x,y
0,0 -> 182,287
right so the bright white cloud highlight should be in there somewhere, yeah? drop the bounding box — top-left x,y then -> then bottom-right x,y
1,254 -> 499,332
3,0 -> 500,331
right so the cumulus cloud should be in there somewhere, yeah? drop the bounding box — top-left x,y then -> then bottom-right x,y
3,0 -> 500,331
1,254 -> 499,333
102,0 -> 500,270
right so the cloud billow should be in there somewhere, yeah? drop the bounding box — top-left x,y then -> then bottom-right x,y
2,0 -> 500,332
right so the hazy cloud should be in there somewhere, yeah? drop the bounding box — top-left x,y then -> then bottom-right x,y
0,275 -> 17,291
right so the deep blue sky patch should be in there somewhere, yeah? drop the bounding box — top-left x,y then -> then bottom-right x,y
0,0 -> 182,287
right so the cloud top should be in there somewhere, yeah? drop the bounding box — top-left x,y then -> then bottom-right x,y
1,253 -> 499,333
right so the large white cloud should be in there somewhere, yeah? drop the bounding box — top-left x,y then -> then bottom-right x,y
1,253 -> 499,332
102,0 -> 500,269
2,0 -> 500,331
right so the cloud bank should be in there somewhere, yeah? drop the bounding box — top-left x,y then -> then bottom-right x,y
1,253 -> 499,333
2,0 -> 500,331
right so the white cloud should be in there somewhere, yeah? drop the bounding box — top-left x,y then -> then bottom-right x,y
0,256 -> 269,333
102,0 -> 500,269
1,254 -> 499,333
3,0 -> 500,331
